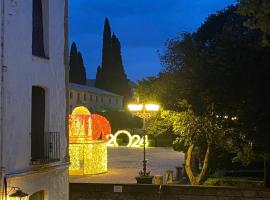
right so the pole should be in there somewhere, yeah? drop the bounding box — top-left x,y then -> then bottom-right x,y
143,114 -> 146,176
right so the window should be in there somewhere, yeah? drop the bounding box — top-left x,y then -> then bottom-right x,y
31,86 -> 46,161
84,93 -> 86,101
101,97 -> 103,103
29,190 -> 45,200
109,98 -> 111,104
70,105 -> 73,112
90,95 -> 93,101
96,96 -> 98,102
70,92 -> 73,99
32,0 -> 49,57
77,93 -> 80,101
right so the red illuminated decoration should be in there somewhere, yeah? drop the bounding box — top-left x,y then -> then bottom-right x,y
69,106 -> 111,143
91,114 -> 111,142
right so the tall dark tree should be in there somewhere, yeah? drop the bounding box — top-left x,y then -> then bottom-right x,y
95,18 -> 131,103
69,42 -> 87,85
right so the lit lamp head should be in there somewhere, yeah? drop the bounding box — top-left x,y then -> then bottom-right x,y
127,104 -> 143,112
145,104 -> 160,112
9,188 -> 28,200
127,103 -> 160,112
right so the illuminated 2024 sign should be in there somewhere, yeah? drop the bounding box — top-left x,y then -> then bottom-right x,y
107,130 -> 149,148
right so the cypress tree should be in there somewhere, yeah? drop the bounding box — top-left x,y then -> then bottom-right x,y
77,52 -> 87,84
69,42 -> 87,85
95,18 -> 131,103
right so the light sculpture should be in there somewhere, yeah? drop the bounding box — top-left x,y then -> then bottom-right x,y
69,106 -> 111,175
107,130 -> 149,148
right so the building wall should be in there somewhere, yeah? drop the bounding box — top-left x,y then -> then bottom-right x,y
8,166 -> 69,199
69,88 -> 123,113
70,183 -> 270,200
0,0 -> 68,199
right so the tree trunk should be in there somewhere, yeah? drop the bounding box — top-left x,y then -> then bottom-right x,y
185,144 -> 212,185
264,154 -> 270,188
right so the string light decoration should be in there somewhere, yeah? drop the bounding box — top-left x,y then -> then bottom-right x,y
69,106 -> 111,175
107,130 -> 149,148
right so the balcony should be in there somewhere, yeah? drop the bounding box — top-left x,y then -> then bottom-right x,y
31,131 -> 60,164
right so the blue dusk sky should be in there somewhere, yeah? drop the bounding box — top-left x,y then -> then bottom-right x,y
69,0 -> 237,82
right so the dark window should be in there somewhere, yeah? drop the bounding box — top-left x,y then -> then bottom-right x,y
70,92 -> 73,99
70,105 -> 73,112
77,93 -> 80,100
101,97 -> 103,103
29,190 -> 45,200
96,96 -> 98,102
32,0 -> 45,57
31,86 -> 45,161
109,98 -> 111,104
90,95 -> 93,101
84,93 -> 86,101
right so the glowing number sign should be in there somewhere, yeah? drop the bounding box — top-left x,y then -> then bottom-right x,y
107,130 -> 149,148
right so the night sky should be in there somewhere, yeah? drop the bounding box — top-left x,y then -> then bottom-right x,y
69,0 -> 237,82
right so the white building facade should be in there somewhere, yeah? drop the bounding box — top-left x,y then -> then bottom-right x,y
0,0 -> 69,199
69,83 -> 123,113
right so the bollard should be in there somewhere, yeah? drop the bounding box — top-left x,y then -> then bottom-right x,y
166,170 -> 173,184
175,166 -> 183,182
154,175 -> 163,185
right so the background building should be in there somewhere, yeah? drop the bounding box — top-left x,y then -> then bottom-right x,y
69,83 -> 123,113
0,0 -> 69,199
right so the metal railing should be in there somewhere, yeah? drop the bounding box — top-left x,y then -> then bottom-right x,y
31,131 -> 60,164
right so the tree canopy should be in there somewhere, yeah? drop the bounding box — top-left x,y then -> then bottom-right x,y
137,5 -> 270,185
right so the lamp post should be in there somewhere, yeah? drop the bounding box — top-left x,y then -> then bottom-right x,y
128,103 -> 159,182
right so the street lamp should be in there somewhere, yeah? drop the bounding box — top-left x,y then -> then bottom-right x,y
9,187 -> 28,200
128,103 -> 160,181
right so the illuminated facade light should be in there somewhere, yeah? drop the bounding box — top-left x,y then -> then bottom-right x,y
69,106 -> 111,175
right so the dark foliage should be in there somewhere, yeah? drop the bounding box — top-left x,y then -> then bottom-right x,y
69,42 -> 87,85
95,18 -> 131,103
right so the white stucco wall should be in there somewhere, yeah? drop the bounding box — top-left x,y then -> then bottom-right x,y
7,166 -> 69,200
0,0 -> 68,199
3,0 -> 66,173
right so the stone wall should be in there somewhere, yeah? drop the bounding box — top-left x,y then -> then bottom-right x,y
70,183 -> 270,200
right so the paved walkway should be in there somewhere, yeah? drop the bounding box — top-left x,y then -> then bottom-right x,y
70,147 -> 184,184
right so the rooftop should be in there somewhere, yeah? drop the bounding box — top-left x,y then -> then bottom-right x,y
69,83 -> 123,97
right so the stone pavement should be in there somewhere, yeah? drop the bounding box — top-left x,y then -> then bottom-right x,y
70,147 -> 184,184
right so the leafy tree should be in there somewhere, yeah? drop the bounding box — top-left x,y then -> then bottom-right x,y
146,101 -> 237,185
95,18 -> 131,103
238,0 -> 270,45
69,42 -> 87,85
137,5 -> 270,186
